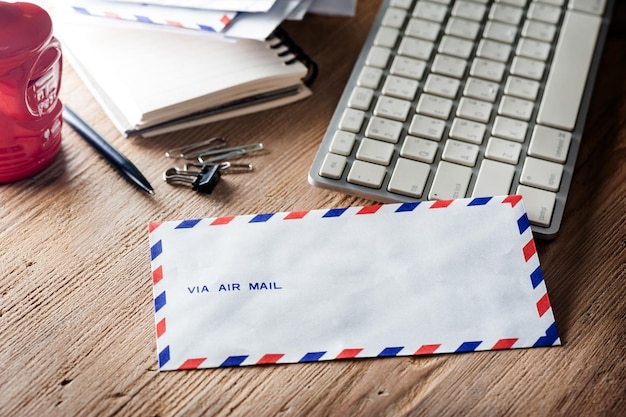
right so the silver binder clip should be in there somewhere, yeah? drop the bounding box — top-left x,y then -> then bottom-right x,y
197,143 -> 264,164
165,137 -> 227,159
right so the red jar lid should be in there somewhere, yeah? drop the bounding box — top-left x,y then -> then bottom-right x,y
0,2 -> 53,61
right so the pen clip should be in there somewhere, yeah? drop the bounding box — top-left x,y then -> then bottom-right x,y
197,143 -> 264,164
165,137 -> 227,159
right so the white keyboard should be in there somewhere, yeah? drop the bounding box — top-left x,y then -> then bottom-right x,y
308,0 -> 613,239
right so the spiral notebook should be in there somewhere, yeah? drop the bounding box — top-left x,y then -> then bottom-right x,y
54,19 -> 317,137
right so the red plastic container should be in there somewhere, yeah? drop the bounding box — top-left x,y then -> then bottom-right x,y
0,1 -> 63,182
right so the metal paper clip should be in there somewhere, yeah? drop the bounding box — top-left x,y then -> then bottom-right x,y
219,161 -> 254,173
164,137 -> 227,159
197,143 -> 264,164
184,161 -> 253,174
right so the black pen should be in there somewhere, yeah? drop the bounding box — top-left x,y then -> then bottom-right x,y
62,106 -> 154,195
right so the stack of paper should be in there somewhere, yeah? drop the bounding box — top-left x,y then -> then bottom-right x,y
38,0 -> 355,136
34,0 -> 356,136
60,0 -> 357,40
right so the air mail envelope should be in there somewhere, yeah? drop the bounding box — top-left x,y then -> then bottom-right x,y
148,196 -> 560,371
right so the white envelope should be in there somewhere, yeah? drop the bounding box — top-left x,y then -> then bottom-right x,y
148,196 -> 560,371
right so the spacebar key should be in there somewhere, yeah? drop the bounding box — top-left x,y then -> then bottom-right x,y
536,10 -> 601,131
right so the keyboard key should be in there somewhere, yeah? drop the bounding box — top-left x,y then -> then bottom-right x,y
541,0 -> 566,6
520,157 -> 564,192
374,95 -> 412,121
528,125 -> 572,163
457,97 -> 492,123
319,153 -> 347,179
569,0 -> 606,15
399,37 -> 434,60
485,137 -> 522,164
405,18 -> 441,41
347,160 -> 386,188
463,77 -> 499,102
522,20 -> 557,43
431,54 -> 467,78
424,74 -> 460,99
329,130 -> 356,155
389,0 -> 412,10
442,139 -> 480,167
438,35 -> 474,58
449,117 -> 486,144
408,114 -> 446,140
516,38 -> 551,61
504,76 -> 540,101
365,116 -> 404,143
516,185 -> 556,227
510,56 -> 545,81
483,20 -> 518,44
374,26 -> 400,48
476,39 -> 512,62
528,2 -> 562,24
388,158 -> 431,198
429,161 -> 472,199
413,1 -> 448,22
499,0 -> 527,7
357,66 -> 383,89
470,58 -> 506,82
489,3 -> 523,25
452,1 -> 487,21
366,45 -> 392,68
491,116 -> 528,142
472,159 -> 515,197
390,0 -> 412,9
390,56 -> 427,80
498,95 -> 533,121
537,10 -> 602,130
400,135 -> 438,162
348,86 -> 374,110
356,138 -> 395,165
382,7 -> 407,28
416,93 -> 453,119
445,17 -> 481,40
382,75 -> 419,100
339,108 -> 365,132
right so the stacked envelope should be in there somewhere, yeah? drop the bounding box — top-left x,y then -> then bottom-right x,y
57,0 -> 357,40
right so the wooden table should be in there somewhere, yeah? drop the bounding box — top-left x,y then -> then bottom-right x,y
1,2 -> 624,416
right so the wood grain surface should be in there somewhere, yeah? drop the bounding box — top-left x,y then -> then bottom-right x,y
1,1 -> 624,416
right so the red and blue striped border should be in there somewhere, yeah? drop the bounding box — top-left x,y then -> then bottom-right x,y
149,196 -> 558,370
72,6 -> 233,32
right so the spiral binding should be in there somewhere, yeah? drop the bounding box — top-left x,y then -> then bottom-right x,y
268,26 -> 319,87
